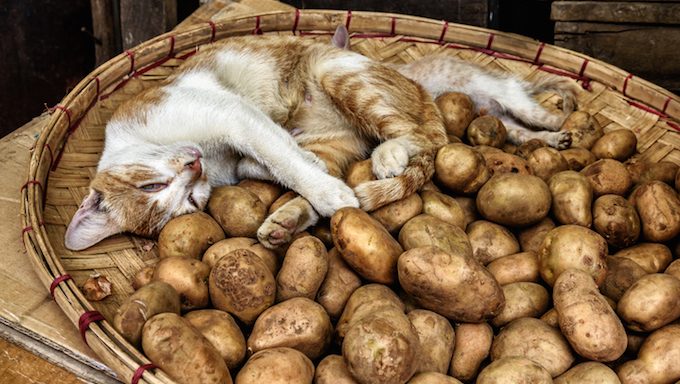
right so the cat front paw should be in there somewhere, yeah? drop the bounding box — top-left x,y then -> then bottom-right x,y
304,176 -> 359,217
372,140 -> 409,179
257,215 -> 298,249
553,131 -> 572,149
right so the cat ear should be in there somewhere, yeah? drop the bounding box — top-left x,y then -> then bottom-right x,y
64,189 -> 122,251
332,25 -> 350,50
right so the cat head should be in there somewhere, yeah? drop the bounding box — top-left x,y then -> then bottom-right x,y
64,144 -> 211,250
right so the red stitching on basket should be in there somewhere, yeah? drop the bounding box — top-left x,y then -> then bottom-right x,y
390,17 -> 396,35
21,226 -> 33,235
131,364 -> 157,384
292,9 -> 300,35
78,310 -> 105,346
94,76 -> 101,98
438,21 -> 448,44
662,97 -> 672,114
486,33 -> 495,50
49,105 -> 72,126
21,180 -> 42,192
533,42 -> 545,65
626,100 -> 680,132
623,73 -> 634,97
44,143 -> 54,167
125,50 -> 136,75
253,16 -> 263,35
50,274 -> 72,298
208,21 -> 217,42
345,10 -> 352,30
168,36 -> 176,58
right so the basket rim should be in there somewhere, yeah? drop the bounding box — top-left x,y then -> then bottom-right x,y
20,8 -> 680,384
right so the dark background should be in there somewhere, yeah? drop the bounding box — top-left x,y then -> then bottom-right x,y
0,0 -> 553,138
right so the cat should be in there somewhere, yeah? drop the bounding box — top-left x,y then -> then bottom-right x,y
64,33 -> 448,251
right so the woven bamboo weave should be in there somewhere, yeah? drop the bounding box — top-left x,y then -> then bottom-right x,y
20,9 -> 680,384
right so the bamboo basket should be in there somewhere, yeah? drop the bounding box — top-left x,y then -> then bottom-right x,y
20,9 -> 680,384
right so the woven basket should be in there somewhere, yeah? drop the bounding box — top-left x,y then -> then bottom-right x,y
20,9 -> 680,384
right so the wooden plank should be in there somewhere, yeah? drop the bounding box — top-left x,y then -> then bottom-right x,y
119,0 -> 178,50
552,1 -> 680,24
90,0 -> 118,65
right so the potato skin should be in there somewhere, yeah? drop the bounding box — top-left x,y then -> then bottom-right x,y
435,144 -> 490,194
476,173 -> 551,227
553,269 -> 627,362
421,190 -> 466,229
561,110 -> 603,150
490,282 -> 549,327
152,257 -> 211,311
591,129 -> 637,161
316,247 -> 362,319
398,246 -> 504,322
483,151 -> 532,176
276,236 -> 328,302
435,92 -> 475,138
581,159 -> 632,197
486,251 -> 540,285
408,309 -> 455,374
131,265 -> 155,290
407,372 -> 463,384
466,220 -> 519,264
601,256 -> 648,301
632,181 -> 680,242
561,147 -> 597,171
518,218 -> 555,253
158,212 -> 225,259
592,194 -> 640,248
399,214 -> 472,256
617,273 -> 680,332
184,309 -> 246,370
548,170 -> 593,227
477,357 -> 553,384
335,284 -> 405,341
142,313 -> 231,384
617,324 -> 680,384
613,242 -> 673,273
449,322 -> 493,381
235,347 -> 314,384
665,259 -> 680,279
371,193 -> 423,233
208,186 -> 267,237
237,179 -> 282,208
203,237 -> 278,274
554,362 -> 620,384
315,355 -> 358,384
527,147 -> 569,182
467,115 -> 507,148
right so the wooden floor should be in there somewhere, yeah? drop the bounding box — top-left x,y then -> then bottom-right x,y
0,338 -> 83,384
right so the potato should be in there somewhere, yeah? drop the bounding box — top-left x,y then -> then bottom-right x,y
491,317 -> 574,377
152,256 -> 210,311
398,246 -> 504,322
486,251 -> 540,285
203,237 -> 278,274
435,92 -> 475,138
617,273 -> 680,332
491,282 -> 549,327
421,190 -> 466,229
665,259 -> 680,279
632,161 -> 679,185
502,142 -> 518,154
601,256 -> 648,301
408,309 -> 455,374
592,194 -> 640,248
314,355 -> 358,384
331,207 -> 403,284
548,170 -> 593,227
208,186 -> 267,237
561,110 -> 603,149
477,357 -> 553,384
142,313 -> 231,384
553,269 -> 627,362
209,249 -> 275,325
268,191 -> 298,214
452,196 -> 478,229
466,220 -> 519,264
345,159 -> 376,188
554,362 -> 620,384
371,193 -> 423,232
527,147 -> 569,181
617,324 -> 680,384
316,247 -> 362,319
276,236 -> 328,302
158,212 -> 225,259
235,347 -> 314,384
632,181 -> 680,242
612,242 -> 673,273
515,139 -> 547,159
449,322 -> 493,381
408,372 -> 463,384
113,281 -> 180,346
467,115 -> 507,147
581,159 -> 632,196
560,147 -> 597,171
435,143 -> 490,194
676,166 -> 680,191
476,173 -> 551,227
335,284 -> 405,341
248,297 -> 332,360
419,180 -> 442,193
238,179 -> 282,207
483,151 -> 532,176
591,129 -> 637,161
538,225 -> 608,286
399,214 -> 472,256
540,308 -> 559,328
184,309 -> 246,370
518,217 -> 555,253
131,265 -> 155,290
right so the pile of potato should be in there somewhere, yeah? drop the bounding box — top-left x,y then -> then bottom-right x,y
111,92 -> 680,384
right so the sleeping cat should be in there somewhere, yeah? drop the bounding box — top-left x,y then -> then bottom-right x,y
64,34 -> 447,250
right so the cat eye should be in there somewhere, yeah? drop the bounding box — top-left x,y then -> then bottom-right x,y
139,183 -> 168,192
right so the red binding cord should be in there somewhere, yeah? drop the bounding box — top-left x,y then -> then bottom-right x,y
662,97 -> 672,114
533,42 -> 545,65
50,274 -> 72,298
292,9 -> 300,35
438,21 -> 448,44
390,17 -> 396,35
623,74 -> 634,97
167,36 -> 176,58
253,16 -> 263,35
486,33 -> 495,50
78,311 -> 105,346
125,50 -> 136,75
208,21 -> 217,43
345,10 -> 352,30
21,180 -> 42,192
131,364 -> 157,384
50,105 -> 72,126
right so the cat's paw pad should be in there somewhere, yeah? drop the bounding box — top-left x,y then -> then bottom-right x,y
372,141 -> 409,179
553,131 -> 572,149
257,215 -> 298,249
305,177 -> 359,217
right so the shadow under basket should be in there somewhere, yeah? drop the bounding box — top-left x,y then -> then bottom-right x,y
20,9 -> 680,384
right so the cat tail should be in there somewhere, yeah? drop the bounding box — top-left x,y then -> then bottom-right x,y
353,150 -> 436,212
527,76 -> 578,115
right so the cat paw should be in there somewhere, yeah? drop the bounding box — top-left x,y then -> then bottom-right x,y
552,131 -> 572,149
372,141 -> 410,179
304,176 -> 359,217
257,215 -> 299,249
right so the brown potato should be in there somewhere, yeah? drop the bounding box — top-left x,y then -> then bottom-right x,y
632,161 -> 679,185
554,362 -> 620,384
665,259 -> 680,279
502,142 -> 518,154
491,282 -> 550,327
591,129 -> 637,161
449,323 -> 493,381
617,273 -> 680,332
581,159 -> 632,196
477,357 -> 553,384
421,190 -> 466,229
202,237 -> 278,274
540,308 -> 559,328
612,242 -> 673,273
527,147 -> 569,181
276,236 -> 328,302
268,191 -> 298,214
142,313 -> 231,384
486,251 -> 540,285
453,196 -> 478,229
515,139 -> 548,160
617,324 -> 680,384
554,269 -> 627,362
408,372 -> 463,384
331,207 -> 403,284
435,143 -> 490,194
476,173 -> 551,227
371,193 -> 423,232
538,225 -> 608,286
209,249 -> 275,325
467,115 -> 507,147
483,151 -> 532,176
561,110 -> 603,149
208,186 -> 267,237
560,147 -> 597,171
81,275 -> 111,301
158,212 -> 225,259
345,159 -> 376,188
335,284 -> 405,341
235,347 -> 313,384
593,194 -> 640,248
131,265 -> 155,290
314,355 -> 358,384
548,170 -> 593,227
237,179 -> 282,208
476,145 -> 504,156
632,181 -> 680,242
152,256 -> 210,311
518,218 -> 555,253
113,281 -> 180,347
601,256 -> 648,302
316,248 -> 362,319
248,297 -> 332,360
408,309 -> 455,374
399,214 -> 472,256
466,220 -> 520,264
435,92 -> 476,138
184,309 -> 246,370
398,246 -> 504,322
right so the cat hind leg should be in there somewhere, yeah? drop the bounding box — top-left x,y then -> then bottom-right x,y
501,117 -> 572,149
